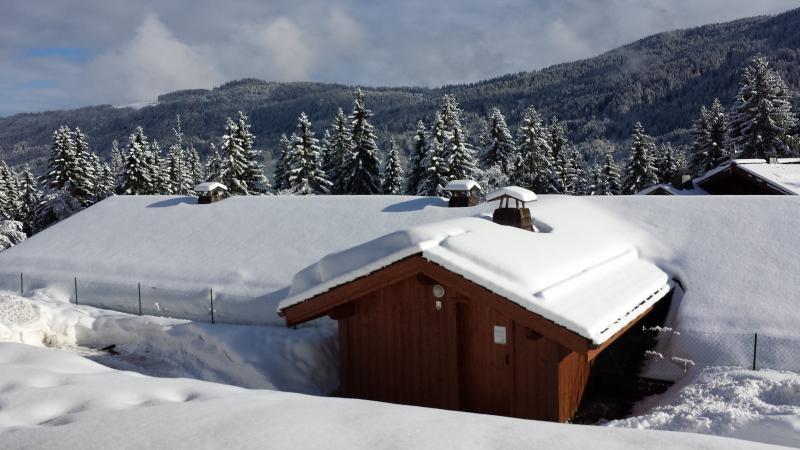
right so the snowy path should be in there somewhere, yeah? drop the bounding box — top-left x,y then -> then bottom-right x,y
0,342 -> 789,450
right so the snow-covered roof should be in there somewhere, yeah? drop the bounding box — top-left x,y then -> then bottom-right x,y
637,184 -> 708,196
485,186 -> 537,203
734,161 -> 800,195
444,180 -> 480,192
281,217 -> 669,345
194,182 -> 228,192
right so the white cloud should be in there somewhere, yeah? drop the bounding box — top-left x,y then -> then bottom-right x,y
80,14 -> 224,105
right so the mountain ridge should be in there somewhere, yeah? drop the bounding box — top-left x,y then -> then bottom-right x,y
1,8 -> 798,172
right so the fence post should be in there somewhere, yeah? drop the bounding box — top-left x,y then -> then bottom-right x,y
19,273 -> 23,295
138,283 -> 142,316
752,333 -> 758,370
74,277 -> 79,305
210,288 -> 215,324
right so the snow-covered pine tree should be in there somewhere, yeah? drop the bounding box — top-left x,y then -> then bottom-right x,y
728,55 -> 798,159
272,134 -> 293,191
568,150 -> 587,195
96,163 -> 116,200
480,107 -> 517,174
219,117 -> 248,195
167,115 -> 193,195
204,143 -> 224,183
325,108 -> 353,194
0,161 -> 20,219
341,89 -> 382,195
438,95 -> 476,181
622,122 -> 659,194
148,140 -> 170,194
118,126 -> 152,195
288,113 -> 331,195
109,139 -> 124,175
655,142 -> 679,184
320,129 -> 333,181
417,137 -> 449,197
406,120 -> 427,195
547,117 -> 574,193
71,127 -> 96,204
473,163 -> 509,194
382,138 -> 405,194
447,124 -> 477,181
690,105 -> 712,175
31,189 -> 83,233
707,99 -> 729,167
514,107 -> 553,192
235,111 -> 269,194
18,165 -> 42,234
187,146 -> 203,186
43,126 -> 78,193
600,151 -> 622,195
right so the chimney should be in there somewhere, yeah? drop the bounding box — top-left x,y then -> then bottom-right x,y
485,186 -> 537,231
444,180 -> 481,207
194,182 -> 228,204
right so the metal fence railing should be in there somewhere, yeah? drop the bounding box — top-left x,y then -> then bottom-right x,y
646,328 -> 800,373
0,272 -> 284,326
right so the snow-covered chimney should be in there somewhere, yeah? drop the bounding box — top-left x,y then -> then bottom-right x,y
485,186 -> 537,232
444,180 -> 481,207
194,182 -> 228,204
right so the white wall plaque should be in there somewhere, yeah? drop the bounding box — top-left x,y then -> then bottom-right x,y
493,325 -> 507,345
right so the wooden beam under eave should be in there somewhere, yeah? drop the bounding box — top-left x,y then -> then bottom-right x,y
586,303 -> 657,362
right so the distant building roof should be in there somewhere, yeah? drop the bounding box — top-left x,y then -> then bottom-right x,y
641,159 -> 800,196
486,186 -> 537,203
444,180 -> 480,192
194,182 -> 228,193
734,161 -> 800,195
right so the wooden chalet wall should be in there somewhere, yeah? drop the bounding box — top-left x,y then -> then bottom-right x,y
288,256 -> 596,422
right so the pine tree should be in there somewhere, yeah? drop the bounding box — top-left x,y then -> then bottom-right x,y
587,164 -> 603,196
18,165 -> 42,234
43,126 -> 78,193
71,127 -> 96,204
167,115 -> 193,195
417,137 -> 449,197
118,126 -> 152,195
219,117 -> 248,195
382,138 -> 405,194
655,142 -> 679,184
406,120 -> 428,195
325,108 -> 352,194
110,139 -> 124,175
187,146 -> 203,186
480,107 -> 517,174
569,150 -> 587,195
513,106 -> 553,192
548,117 -> 574,193
204,143 -> 224,183
341,89 -> 382,195
690,105 -> 712,175
273,134 -> 293,191
707,99 -> 729,167
600,151 -> 622,195
0,161 -> 20,219
96,163 -> 116,200
622,122 -> 659,194
438,95 -> 476,181
235,111 -> 269,194
288,113 -> 331,195
728,55 -> 798,159
148,140 -> 169,194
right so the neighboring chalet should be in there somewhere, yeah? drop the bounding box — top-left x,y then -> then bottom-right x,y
279,214 -> 672,422
444,180 -> 481,207
641,159 -> 800,195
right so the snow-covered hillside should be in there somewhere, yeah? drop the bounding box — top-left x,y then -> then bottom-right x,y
0,341 -> 788,450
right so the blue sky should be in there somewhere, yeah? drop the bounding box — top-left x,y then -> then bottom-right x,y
0,0 -> 797,116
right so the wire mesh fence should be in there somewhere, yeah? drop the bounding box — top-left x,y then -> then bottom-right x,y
650,329 -> 800,373
0,271 -> 282,325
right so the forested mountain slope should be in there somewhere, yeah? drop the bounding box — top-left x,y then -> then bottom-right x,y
1,8 -> 799,171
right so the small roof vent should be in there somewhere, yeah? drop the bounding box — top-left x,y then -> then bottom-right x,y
195,182 -> 228,204
444,179 -> 481,207
486,186 -> 537,231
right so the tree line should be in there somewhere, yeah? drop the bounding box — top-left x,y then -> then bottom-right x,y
0,55 -> 797,239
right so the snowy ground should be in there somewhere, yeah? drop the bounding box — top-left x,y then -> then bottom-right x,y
1,291 -> 798,448
0,341 -> 789,449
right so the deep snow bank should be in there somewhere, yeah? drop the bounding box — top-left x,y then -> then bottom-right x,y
0,291 -> 337,394
0,342 -> 786,450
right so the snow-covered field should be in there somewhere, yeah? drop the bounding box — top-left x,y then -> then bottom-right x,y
2,194 -> 800,447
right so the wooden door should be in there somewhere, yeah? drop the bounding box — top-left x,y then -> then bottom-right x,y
342,277 -> 459,410
456,300 -> 514,416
